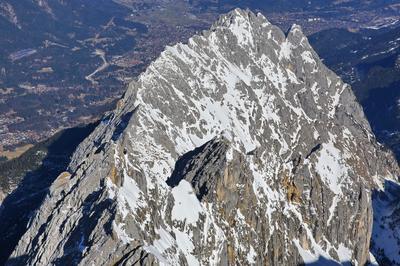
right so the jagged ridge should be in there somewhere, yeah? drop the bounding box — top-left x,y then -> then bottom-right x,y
7,8 -> 400,266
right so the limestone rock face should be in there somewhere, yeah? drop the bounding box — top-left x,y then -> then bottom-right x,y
8,8 -> 400,266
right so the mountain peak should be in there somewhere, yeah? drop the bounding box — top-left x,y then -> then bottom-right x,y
8,8 -> 400,266
210,8 -> 271,38
213,8 -> 261,25
211,8 -> 306,48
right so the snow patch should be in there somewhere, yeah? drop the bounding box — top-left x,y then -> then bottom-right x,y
337,243 -> 352,262
174,229 -> 199,266
228,10 -> 254,47
247,245 -> 257,264
329,84 -> 346,118
118,172 -> 144,217
293,239 -> 319,263
280,41 -> 293,59
113,221 -> 134,244
301,50 -> 316,65
327,195 -> 339,225
171,180 -> 203,224
315,139 -> 349,195
144,228 -> 175,264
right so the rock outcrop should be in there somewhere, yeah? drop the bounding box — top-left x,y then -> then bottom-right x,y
8,8 -> 400,265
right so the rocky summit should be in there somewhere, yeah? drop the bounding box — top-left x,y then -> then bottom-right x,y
6,8 -> 400,266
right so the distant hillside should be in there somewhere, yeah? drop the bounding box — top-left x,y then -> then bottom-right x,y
0,0 -> 147,151
191,0 -> 400,12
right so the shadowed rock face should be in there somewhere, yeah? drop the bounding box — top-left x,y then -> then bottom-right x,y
7,8 -> 400,266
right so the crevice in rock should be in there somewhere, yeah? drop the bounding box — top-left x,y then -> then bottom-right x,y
166,140 -> 210,188
305,143 -> 321,159
94,142 -> 107,154
246,148 -> 257,156
112,244 -> 143,266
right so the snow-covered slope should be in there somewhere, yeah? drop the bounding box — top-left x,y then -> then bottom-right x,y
8,8 -> 400,266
